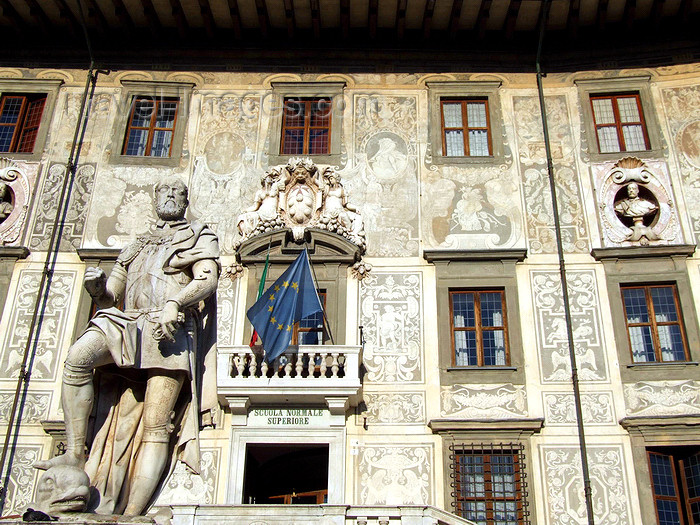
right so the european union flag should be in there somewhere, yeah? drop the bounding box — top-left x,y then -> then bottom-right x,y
246,250 -> 324,362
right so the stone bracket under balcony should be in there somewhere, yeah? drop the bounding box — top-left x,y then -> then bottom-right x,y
217,345 -> 363,425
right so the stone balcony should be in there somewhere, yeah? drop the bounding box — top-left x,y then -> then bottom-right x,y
217,345 -> 363,422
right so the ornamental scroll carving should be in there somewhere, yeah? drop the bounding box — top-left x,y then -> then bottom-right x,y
598,157 -> 680,246
0,158 -> 32,246
236,157 -> 366,252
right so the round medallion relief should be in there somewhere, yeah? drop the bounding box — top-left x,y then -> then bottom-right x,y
203,132 -> 244,175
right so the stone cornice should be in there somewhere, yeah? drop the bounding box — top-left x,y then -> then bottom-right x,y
591,244 -> 696,261
423,249 -> 527,263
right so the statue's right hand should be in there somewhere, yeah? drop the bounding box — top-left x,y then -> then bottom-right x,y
84,267 -> 107,297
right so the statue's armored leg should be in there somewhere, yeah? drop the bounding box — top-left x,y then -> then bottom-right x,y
35,331 -> 113,470
124,371 -> 184,516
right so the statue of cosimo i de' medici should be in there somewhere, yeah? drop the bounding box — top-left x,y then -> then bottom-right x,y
34,179 -> 220,517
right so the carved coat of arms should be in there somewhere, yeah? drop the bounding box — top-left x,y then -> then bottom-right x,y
237,158 -> 366,252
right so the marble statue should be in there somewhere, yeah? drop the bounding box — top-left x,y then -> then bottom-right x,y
236,158 -> 366,251
35,179 -> 220,516
614,182 -> 659,243
0,181 -> 13,222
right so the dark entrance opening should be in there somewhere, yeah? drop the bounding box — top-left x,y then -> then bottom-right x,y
243,444 -> 329,504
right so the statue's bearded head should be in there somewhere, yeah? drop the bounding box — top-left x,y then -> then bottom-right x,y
154,179 -> 189,221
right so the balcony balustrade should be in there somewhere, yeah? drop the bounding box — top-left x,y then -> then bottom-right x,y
217,345 -> 363,415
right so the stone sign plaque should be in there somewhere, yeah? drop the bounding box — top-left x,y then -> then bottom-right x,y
248,407 -> 331,427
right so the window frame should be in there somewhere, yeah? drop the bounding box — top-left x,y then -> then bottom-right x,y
292,289 -> 327,345
0,93 -> 47,154
620,283 -> 690,364
267,82 -> 345,166
440,98 -> 493,157
427,81 -> 504,165
0,78 -> 63,162
449,289 -> 510,367
622,417 -> 700,525
592,245 -> 699,381
451,443 -> 530,525
589,92 -> 650,153
647,447 -> 700,525
425,250 -> 526,385
109,80 -> 194,167
575,75 -> 663,161
121,96 -> 180,158
280,98 -> 333,156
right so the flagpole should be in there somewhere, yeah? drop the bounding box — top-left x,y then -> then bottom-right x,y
303,244 -> 335,345
249,236 -> 272,347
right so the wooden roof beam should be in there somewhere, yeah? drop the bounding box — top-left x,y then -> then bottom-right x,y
254,0 -> 270,38
169,0 -> 189,39
503,0 -> 521,40
142,0 -> 163,38
283,0 -> 295,38
310,0 -> 321,39
566,0 -> 581,39
596,0 -> 610,31
677,0 -> 692,23
24,0 -> 52,33
623,0 -> 636,31
51,0 -> 82,37
0,0 -> 27,33
369,0 -> 378,39
396,0 -> 407,39
110,0 -> 134,33
227,0 -> 242,39
198,0 -> 216,38
476,0 -> 493,39
423,0 -> 436,39
448,0 -> 464,40
85,0 -> 109,34
649,0 -> 665,29
340,0 -> 349,39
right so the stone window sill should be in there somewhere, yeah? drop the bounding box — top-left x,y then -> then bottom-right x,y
626,361 -> 698,369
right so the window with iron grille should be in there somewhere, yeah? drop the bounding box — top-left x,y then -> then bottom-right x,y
590,92 -> 650,153
0,93 -> 47,154
450,290 -> 509,367
648,447 -> 700,525
621,284 -> 689,363
440,98 -> 492,157
122,96 -> 180,157
293,290 -> 326,345
281,97 -> 332,156
450,443 -> 530,525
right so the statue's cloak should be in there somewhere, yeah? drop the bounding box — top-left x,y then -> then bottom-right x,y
83,221 -> 219,514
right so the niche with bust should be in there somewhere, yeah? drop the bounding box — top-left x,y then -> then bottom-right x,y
596,157 -> 681,247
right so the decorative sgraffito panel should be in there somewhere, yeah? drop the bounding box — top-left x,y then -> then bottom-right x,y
421,165 -> 524,250
359,272 -> 423,384
624,380 -> 700,417
82,166 -> 185,249
541,445 -> 632,525
441,384 -> 528,418
29,163 -> 97,251
357,445 -> 432,505
362,392 -> 425,425
0,391 -> 51,424
513,95 -> 589,254
0,270 -> 76,381
0,445 -> 41,516
216,275 -> 239,348
531,270 -> 608,383
341,95 -> 419,256
154,448 -> 219,505
661,85 -> 700,244
544,392 -> 615,425
190,94 -> 261,253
